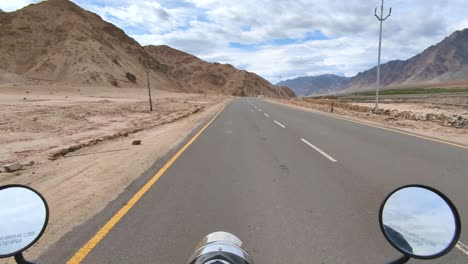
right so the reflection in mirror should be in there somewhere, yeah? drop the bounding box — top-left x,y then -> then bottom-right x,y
381,187 -> 457,257
0,187 -> 48,257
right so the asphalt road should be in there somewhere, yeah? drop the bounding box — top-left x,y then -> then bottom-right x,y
39,98 -> 468,263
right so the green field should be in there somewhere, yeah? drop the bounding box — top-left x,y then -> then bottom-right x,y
354,87 -> 468,96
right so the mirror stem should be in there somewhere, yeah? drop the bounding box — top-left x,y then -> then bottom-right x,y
14,253 -> 35,264
387,255 -> 410,264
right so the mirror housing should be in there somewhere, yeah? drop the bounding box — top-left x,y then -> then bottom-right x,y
379,185 -> 461,261
0,185 -> 49,261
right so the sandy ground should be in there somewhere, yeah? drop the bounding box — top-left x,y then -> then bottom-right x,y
0,85 -> 230,262
352,102 -> 468,119
269,99 -> 468,146
0,85 -> 215,167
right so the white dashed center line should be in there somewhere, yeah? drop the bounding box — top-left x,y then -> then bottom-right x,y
300,138 -> 337,162
264,113 -> 270,118
258,108 -> 262,112
274,120 -> 285,128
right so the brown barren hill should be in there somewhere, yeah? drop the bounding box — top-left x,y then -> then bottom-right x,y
281,29 -> 468,96
145,45 -> 295,97
0,0 -> 181,91
344,28 -> 468,91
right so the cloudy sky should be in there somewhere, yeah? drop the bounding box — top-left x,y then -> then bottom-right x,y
1,0 -> 468,83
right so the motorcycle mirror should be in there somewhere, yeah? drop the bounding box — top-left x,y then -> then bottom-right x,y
379,185 -> 461,260
0,185 -> 49,259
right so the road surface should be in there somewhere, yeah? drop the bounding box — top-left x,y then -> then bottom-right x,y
39,98 -> 468,263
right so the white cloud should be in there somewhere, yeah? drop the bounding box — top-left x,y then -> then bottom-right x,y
0,0 -> 39,12
128,0 -> 468,83
2,0 -> 468,83
80,1 -> 194,35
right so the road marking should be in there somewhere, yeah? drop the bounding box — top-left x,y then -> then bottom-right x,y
456,241 -> 468,255
300,138 -> 337,162
264,113 -> 270,118
274,120 -> 285,128
269,101 -> 468,150
67,106 -> 226,264
258,108 -> 262,112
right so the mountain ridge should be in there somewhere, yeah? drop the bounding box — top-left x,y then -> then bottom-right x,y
345,28 -> 468,91
0,0 -> 180,90
282,28 -> 468,96
277,74 -> 349,97
145,45 -> 295,97
0,0 -> 294,97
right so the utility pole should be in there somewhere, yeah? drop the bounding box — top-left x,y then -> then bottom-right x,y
374,0 -> 391,111
277,76 -> 282,99
146,68 -> 153,112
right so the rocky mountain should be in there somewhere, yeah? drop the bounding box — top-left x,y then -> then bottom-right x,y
277,74 -> 350,96
282,28 -> 468,96
144,45 -> 294,97
0,0 -> 183,90
0,0 -> 292,97
345,28 -> 468,91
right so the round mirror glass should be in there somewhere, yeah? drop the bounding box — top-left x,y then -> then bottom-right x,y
380,186 -> 460,258
0,186 -> 49,258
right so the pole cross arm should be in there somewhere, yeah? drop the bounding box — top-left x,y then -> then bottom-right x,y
383,7 -> 392,20
374,7 -> 380,18
374,6 -> 392,21
374,7 -> 392,21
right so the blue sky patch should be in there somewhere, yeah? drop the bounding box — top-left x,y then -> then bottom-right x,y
304,31 -> 329,41
228,42 -> 258,51
121,25 -> 151,35
240,25 -> 251,32
196,15 -> 212,23
272,38 -> 297,45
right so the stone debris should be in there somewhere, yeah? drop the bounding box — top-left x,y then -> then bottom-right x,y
23,161 -> 35,167
132,140 -> 142,145
3,163 -> 22,172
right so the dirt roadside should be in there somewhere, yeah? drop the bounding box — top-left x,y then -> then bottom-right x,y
267,98 -> 468,146
0,85 -> 221,168
0,85 -> 230,262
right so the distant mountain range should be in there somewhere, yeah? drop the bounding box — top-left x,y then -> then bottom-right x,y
0,0 -> 294,97
277,74 -> 349,97
279,28 -> 468,96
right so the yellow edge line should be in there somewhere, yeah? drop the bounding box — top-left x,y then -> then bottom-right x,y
67,106 -> 226,264
272,100 -> 468,150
